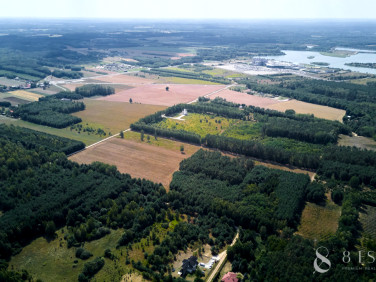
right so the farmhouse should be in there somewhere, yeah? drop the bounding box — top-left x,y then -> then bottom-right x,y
178,256 -> 198,277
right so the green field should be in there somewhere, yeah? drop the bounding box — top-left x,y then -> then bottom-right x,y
0,117 -> 103,145
222,121 -> 263,140
360,205 -> 376,238
155,113 -> 238,137
123,130 -> 200,155
297,196 -> 341,240
222,121 -> 324,154
10,219 -> 180,282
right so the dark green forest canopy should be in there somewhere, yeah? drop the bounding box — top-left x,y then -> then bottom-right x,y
170,149 -> 310,229
12,98 -> 85,128
0,124 -> 84,155
0,133 -> 166,261
75,84 -> 115,97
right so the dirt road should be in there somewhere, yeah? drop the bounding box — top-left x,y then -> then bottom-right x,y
206,231 -> 239,282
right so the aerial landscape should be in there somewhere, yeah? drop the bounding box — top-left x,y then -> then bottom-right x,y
1,0 -> 376,281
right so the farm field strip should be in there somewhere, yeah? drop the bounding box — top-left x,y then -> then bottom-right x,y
69,137 -> 200,190
97,84 -> 228,106
210,89 -> 283,107
266,100 -> 346,121
6,90 -> 43,101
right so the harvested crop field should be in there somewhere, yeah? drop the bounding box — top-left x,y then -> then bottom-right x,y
69,137 -> 200,189
6,90 -> 43,101
211,89 -> 282,107
266,100 -> 346,121
72,99 -> 166,134
97,84 -> 226,106
92,73 -> 156,85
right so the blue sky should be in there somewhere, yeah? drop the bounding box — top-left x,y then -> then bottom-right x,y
1,0 -> 376,19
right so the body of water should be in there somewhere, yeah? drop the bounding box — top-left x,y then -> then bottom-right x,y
263,49 -> 376,74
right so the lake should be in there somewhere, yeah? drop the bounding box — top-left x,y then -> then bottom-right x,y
263,49 -> 376,74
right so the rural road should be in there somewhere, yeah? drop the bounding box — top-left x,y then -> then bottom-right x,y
206,231 -> 239,282
67,84 -> 233,157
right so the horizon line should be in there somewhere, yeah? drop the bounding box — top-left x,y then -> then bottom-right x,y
1,17 -> 376,21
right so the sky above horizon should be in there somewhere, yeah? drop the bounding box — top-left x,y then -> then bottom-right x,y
1,0 -> 376,19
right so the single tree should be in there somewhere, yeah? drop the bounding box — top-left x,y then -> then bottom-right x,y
147,135 -> 150,142
120,131 -> 124,138
45,221 -> 56,238
166,86 -> 169,91
154,129 -> 158,140
180,145 -> 185,154
129,98 -> 133,103
140,130 -> 145,141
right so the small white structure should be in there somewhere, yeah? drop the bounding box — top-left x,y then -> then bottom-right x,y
182,109 -> 188,116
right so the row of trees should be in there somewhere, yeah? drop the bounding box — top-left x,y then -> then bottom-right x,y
52,70 -> 84,79
143,68 -> 231,84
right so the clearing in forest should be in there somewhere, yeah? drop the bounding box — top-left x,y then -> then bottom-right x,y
296,197 -> 341,240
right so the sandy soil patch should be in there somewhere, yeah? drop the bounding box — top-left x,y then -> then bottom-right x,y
266,99 -> 346,121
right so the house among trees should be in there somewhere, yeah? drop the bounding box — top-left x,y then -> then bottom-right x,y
222,272 -> 238,282
182,109 -> 188,116
178,256 -> 198,277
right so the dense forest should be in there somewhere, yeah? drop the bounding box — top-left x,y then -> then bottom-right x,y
52,70 -> 83,79
12,98 -> 84,128
75,84 -> 115,97
0,124 -> 84,155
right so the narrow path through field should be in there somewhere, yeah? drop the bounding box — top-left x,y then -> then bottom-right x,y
206,231 -> 239,282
